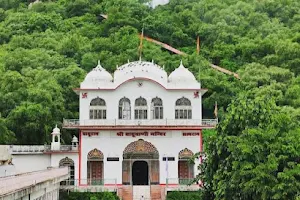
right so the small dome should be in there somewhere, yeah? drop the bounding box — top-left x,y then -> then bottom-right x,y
168,61 -> 196,82
52,125 -> 60,135
84,60 -> 113,82
114,60 -> 168,85
72,135 -> 78,143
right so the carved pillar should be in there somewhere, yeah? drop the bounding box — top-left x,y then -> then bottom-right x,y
150,160 -> 159,185
122,160 -> 130,185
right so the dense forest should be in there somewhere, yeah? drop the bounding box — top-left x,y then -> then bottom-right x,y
0,0 -> 300,198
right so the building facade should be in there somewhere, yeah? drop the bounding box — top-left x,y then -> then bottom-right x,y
63,60 -> 217,187
2,59 -> 217,199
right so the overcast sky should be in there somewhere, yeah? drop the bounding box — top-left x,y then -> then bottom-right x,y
151,0 -> 169,7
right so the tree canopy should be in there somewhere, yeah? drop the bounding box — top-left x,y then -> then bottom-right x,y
0,0 -> 298,140
0,0 -> 300,198
199,94 -> 300,199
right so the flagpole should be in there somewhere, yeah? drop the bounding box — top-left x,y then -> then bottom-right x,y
139,27 -> 144,58
196,35 -> 200,55
214,101 -> 218,121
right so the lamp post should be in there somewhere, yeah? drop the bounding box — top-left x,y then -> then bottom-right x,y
164,154 -> 169,187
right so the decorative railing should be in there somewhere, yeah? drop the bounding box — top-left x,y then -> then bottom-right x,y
202,119 -> 218,126
44,145 -> 77,152
166,178 -> 196,185
10,145 -> 45,153
0,167 -> 69,195
61,178 -> 117,186
10,145 -> 78,154
60,179 -> 118,192
166,178 -> 200,191
63,118 -> 218,127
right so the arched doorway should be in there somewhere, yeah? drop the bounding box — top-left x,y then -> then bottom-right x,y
178,148 -> 194,185
122,139 -> 159,185
132,161 -> 149,185
87,148 -> 104,185
59,157 -> 75,185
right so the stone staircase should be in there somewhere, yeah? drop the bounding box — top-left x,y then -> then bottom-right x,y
118,185 -> 133,200
133,186 -> 151,200
150,185 -> 165,200
118,185 -> 166,200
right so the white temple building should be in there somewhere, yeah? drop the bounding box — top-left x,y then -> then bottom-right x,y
1,60 -> 217,200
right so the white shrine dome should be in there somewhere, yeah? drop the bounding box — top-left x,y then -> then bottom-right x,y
168,60 -> 197,82
72,135 -> 78,143
114,60 -> 168,86
52,125 -> 60,135
84,60 -> 113,83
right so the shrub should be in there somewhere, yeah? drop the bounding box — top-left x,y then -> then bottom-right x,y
166,191 -> 202,200
59,191 -> 119,200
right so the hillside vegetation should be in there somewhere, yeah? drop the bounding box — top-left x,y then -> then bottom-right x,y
0,1 -> 300,198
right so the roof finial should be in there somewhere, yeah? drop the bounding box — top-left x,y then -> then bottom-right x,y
139,56 -> 142,61
128,59 -> 130,63
55,124 -> 58,128
152,59 -> 154,64
179,60 -> 184,68
162,65 -> 165,70
98,60 -> 101,66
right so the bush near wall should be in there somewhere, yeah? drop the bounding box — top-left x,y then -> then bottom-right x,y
166,191 -> 202,200
59,191 -> 120,200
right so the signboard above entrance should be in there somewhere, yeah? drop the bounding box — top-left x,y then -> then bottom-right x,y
116,131 -> 166,137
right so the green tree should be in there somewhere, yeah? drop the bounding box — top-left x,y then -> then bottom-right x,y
0,116 -> 16,144
198,94 -> 300,199
7,102 -> 52,144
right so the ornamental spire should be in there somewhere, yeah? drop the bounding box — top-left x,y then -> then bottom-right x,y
179,60 -> 184,68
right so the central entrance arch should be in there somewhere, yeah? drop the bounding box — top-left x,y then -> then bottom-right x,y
132,161 -> 149,185
122,139 -> 160,185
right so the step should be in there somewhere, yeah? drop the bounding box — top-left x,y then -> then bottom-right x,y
119,185 -> 133,200
133,186 -> 151,200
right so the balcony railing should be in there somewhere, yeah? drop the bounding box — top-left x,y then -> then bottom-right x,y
63,118 -> 218,127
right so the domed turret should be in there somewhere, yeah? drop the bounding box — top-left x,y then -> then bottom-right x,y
84,60 -> 113,82
52,125 -> 60,135
71,135 -> 78,151
72,135 -> 78,143
51,125 -> 61,151
168,60 -> 196,82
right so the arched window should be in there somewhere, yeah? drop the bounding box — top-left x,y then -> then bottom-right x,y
87,149 -> 104,185
151,97 -> 163,119
89,97 -> 106,119
134,97 -> 147,119
59,157 -> 75,185
175,97 -> 192,119
119,97 -> 131,119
